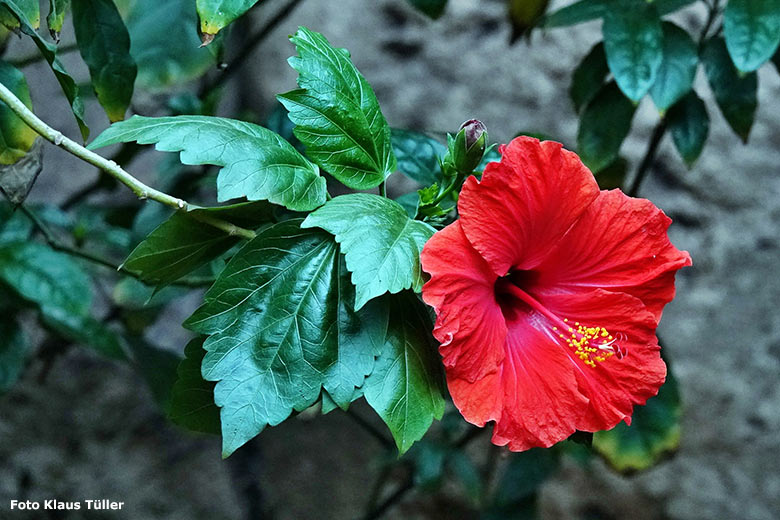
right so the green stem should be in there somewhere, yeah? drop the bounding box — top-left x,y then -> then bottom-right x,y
0,82 -> 256,241
18,205 -> 213,288
379,181 -> 387,198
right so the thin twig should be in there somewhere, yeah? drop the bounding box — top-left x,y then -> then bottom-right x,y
199,0 -> 306,97
17,205 -> 214,288
8,42 -> 79,68
361,474 -> 414,520
0,82 -> 256,240
626,119 -> 667,197
626,0 -> 721,198
345,409 -> 395,451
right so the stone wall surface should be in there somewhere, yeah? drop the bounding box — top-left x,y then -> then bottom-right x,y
1,0 -> 778,519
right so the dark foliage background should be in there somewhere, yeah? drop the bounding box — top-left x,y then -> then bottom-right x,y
0,0 -> 778,519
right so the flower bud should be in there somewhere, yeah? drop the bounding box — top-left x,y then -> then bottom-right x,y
450,119 -> 488,174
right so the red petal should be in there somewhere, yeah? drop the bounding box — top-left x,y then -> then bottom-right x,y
458,137 -> 600,276
421,222 -> 506,382
538,289 -> 667,432
448,321 -> 587,451
536,189 -> 692,321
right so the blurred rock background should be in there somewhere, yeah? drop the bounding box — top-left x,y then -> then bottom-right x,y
1,0 -> 778,518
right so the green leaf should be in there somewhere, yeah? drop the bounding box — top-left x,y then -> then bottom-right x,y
391,128 -> 446,186
702,37 -> 757,142
577,81 -> 636,173
0,241 -> 126,359
603,4 -> 664,101
184,220 -> 387,457
302,194 -> 435,310
0,0 -> 88,140
724,0 -> 780,73
484,449 -> 560,519
0,139 -> 42,204
667,92 -> 709,167
88,115 -> 327,211
363,293 -> 445,454
593,364 -> 681,473
570,42 -> 608,114
0,241 -> 91,316
197,0 -> 260,37
278,27 -> 396,190
169,337 -> 221,434
128,338 -> 182,411
406,0 -> 447,19
122,0 -> 216,91
46,0 -> 69,40
395,191 -> 420,219
540,0 -> 606,28
0,0 -> 38,30
0,316 -> 28,394
541,0 -> 696,28
595,156 -> 628,190
650,22 -> 698,113
508,0 -> 550,42
123,202 -> 273,286
72,0 -> 137,122
0,60 -> 38,164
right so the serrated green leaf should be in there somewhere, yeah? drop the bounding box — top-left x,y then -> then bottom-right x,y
724,0 -> 780,73
363,293 -> 445,454
319,389 -> 341,414
650,22 -> 698,113
46,0 -> 69,40
128,338 -> 181,411
122,0 -> 215,90
0,0 -> 88,140
541,0 -> 696,28
184,221 -> 387,457
302,194 -> 435,310
603,4 -> 664,101
570,42 -> 608,114
577,81 -> 636,173
72,0 -> 137,122
123,202 -> 273,286
0,316 -> 28,394
278,27 -> 396,190
593,363 -> 681,473
668,91 -> 709,167
0,0 -> 37,30
702,37 -> 757,142
391,128 -> 446,186
197,0 -> 260,37
88,115 -> 327,211
406,0 -> 447,19
0,60 -> 37,165
169,337 -> 221,434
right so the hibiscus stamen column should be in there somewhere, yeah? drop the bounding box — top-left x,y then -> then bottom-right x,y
499,281 -> 626,366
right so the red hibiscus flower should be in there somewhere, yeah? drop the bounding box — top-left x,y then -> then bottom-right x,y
420,137 -> 691,451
